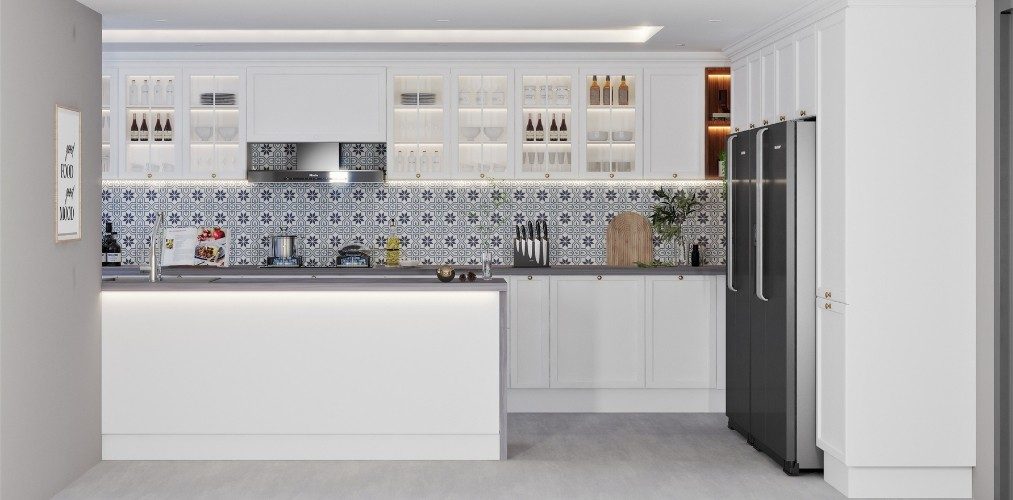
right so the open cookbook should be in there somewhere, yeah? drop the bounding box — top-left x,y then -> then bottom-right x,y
160,226 -> 230,267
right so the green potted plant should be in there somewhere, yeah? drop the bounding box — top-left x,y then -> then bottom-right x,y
649,188 -> 702,265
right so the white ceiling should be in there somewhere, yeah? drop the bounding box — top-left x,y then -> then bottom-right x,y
79,0 -> 815,52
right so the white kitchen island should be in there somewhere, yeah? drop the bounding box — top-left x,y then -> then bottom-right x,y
101,277 -> 507,460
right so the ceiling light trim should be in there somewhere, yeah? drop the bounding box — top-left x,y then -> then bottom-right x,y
102,27 -> 664,44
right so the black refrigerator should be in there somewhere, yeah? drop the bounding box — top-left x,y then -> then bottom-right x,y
725,119 -> 821,475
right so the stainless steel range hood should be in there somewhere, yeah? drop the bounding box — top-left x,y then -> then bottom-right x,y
247,142 -> 385,183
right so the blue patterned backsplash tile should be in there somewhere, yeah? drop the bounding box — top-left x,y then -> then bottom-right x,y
101,180 -> 726,267
247,143 -> 387,171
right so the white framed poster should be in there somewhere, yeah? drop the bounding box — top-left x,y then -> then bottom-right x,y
55,105 -> 82,242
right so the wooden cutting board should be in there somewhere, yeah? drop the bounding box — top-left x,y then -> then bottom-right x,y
606,212 -> 654,267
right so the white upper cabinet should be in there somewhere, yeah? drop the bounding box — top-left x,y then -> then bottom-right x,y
516,67 -> 580,180
387,68 -> 451,180
796,29 -> 818,119
183,68 -> 246,180
643,68 -> 704,179
646,276 -> 716,388
816,19 -> 846,302
775,38 -> 797,123
101,68 -> 117,179
746,53 -> 762,129
731,61 -> 748,132
760,48 -> 777,126
246,66 -> 386,143
579,68 -> 643,180
452,68 -> 514,180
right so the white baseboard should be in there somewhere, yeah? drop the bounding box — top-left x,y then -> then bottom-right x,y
507,388 -> 725,413
823,454 -> 971,498
103,434 -> 502,461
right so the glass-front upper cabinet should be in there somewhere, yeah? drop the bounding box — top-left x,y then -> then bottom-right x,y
516,68 -> 579,179
452,70 -> 512,180
387,70 -> 451,180
185,71 -> 245,179
580,69 -> 643,179
101,69 -> 117,179
122,67 -> 182,179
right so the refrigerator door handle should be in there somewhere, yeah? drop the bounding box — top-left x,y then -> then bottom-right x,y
726,134 -> 737,292
755,128 -> 769,302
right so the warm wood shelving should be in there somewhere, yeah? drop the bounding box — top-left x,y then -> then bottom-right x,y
704,67 -> 731,179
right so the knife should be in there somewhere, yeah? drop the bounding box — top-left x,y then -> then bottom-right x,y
539,220 -> 549,265
515,225 -> 522,253
533,221 -> 542,264
526,221 -> 534,259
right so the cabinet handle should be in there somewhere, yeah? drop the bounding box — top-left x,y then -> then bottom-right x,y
596,275 -> 602,280
779,115 -> 787,122
800,110 -> 807,117
211,173 -> 217,179
678,275 -> 684,280
416,173 -> 421,179
146,173 -> 153,179
824,290 -> 832,299
544,173 -> 550,179
734,127 -> 740,132
609,173 -> 615,179
672,173 -> 678,179
824,302 -> 832,310
527,275 -> 533,280
748,123 -> 755,129
762,120 -> 769,125
480,173 -> 485,179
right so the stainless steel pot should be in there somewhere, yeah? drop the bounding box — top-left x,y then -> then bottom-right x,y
272,234 -> 298,259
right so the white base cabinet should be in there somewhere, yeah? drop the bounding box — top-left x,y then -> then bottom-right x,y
505,273 -> 725,412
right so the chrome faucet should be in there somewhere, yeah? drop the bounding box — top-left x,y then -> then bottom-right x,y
149,212 -> 165,282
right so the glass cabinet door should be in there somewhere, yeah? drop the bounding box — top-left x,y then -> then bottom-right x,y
517,71 -> 578,179
582,71 -> 640,179
187,74 -> 243,179
123,70 -> 180,179
389,73 -> 449,179
454,72 -> 511,180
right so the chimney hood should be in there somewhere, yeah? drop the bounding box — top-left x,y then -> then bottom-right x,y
246,142 -> 385,183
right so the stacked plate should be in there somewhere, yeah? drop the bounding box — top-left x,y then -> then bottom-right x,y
200,93 -> 237,106
400,92 -> 436,106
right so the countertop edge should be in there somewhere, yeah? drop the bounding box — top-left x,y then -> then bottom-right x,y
102,278 -> 509,293
103,265 -> 726,279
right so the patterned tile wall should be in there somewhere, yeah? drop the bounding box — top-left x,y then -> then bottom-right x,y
101,180 -> 726,267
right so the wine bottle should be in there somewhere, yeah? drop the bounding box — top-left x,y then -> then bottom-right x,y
163,115 -> 173,142
549,113 -> 559,142
130,113 -> 139,142
139,113 -> 149,141
559,113 -> 568,142
535,113 -> 544,142
618,75 -> 630,106
603,75 -> 612,106
525,113 -> 535,142
589,75 -> 601,106
153,113 -> 163,142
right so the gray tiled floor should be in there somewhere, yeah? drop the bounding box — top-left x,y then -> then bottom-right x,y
56,414 -> 844,500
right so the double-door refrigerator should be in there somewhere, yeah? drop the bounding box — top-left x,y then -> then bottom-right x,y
725,119 -> 822,475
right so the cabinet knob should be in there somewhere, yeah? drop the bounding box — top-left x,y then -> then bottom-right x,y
211,173 -> 217,179
824,290 -> 832,299
416,173 -> 421,179
480,173 -> 485,179
672,173 -> 678,179
824,302 -> 832,310
146,173 -> 153,179
596,275 -> 602,280
779,115 -> 787,122
609,173 -> 615,179
544,173 -> 550,179
678,275 -> 684,280
527,275 -> 533,280
800,110 -> 807,117
734,127 -> 740,132
748,123 -> 755,129
762,120 -> 769,125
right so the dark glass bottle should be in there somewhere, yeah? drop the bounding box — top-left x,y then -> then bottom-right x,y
102,222 -> 122,267
690,244 -> 701,267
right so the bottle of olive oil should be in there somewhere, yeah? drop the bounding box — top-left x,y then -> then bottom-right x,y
385,220 -> 401,267
589,75 -> 601,105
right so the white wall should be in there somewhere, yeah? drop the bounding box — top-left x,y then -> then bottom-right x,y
0,0 -> 103,497
975,1 -> 998,499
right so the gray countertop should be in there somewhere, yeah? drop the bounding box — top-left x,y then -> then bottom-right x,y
102,277 -> 509,292
103,264 -> 725,278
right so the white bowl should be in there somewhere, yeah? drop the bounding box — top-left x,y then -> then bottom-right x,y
587,131 -> 608,142
218,127 -> 238,142
460,127 -> 481,141
483,127 -> 504,141
194,126 -> 213,141
611,131 -> 634,142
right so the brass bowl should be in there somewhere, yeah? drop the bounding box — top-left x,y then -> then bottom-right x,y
436,265 -> 456,283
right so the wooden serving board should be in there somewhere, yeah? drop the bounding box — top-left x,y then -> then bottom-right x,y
606,212 -> 654,266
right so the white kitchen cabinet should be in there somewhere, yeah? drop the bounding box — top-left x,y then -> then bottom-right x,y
550,275 -> 645,388
730,61 -> 748,132
816,19 -> 846,302
509,275 -> 551,388
387,68 -> 452,180
645,275 -> 716,388
515,67 -> 580,180
643,68 -> 704,179
183,68 -> 246,180
796,29 -> 817,119
246,66 -> 386,143
119,65 -> 184,180
816,298 -> 846,460
775,37 -> 797,123
101,68 -> 118,179
451,68 -> 514,180
579,68 -> 643,180
746,52 -> 762,129
760,48 -> 777,127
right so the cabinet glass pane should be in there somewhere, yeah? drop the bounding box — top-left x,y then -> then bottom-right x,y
520,75 -> 573,176
458,74 -> 509,177
189,75 -> 240,177
584,73 -> 636,175
392,75 -> 447,177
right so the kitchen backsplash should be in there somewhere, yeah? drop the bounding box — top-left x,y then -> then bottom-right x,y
101,180 -> 726,267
